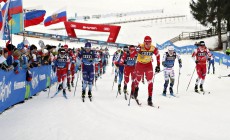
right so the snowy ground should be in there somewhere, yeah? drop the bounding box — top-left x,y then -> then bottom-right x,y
0,47 -> 230,140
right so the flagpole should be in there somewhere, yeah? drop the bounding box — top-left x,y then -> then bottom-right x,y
9,0 -> 12,45
23,9 -> 26,43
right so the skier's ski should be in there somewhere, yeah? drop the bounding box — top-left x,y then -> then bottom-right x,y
201,91 -> 211,95
51,90 -> 61,98
195,91 -> 210,95
135,98 -> 142,106
89,96 -> 93,102
63,94 -> 68,99
124,94 -> 127,100
169,94 -> 179,98
148,104 -> 160,109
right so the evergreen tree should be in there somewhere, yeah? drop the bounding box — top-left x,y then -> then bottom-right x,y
190,0 -> 226,50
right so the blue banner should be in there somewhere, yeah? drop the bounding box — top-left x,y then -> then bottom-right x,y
158,40 -> 230,67
29,66 -> 51,97
0,69 -> 26,113
0,65 -> 57,113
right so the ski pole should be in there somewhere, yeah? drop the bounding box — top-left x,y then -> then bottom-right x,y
186,67 -> 196,91
112,68 -> 119,90
218,75 -> 230,79
74,71 -> 79,97
48,77 -> 51,98
128,91 -> 132,106
176,68 -> 181,94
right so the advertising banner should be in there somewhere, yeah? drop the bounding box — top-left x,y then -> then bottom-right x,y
64,21 -> 121,43
0,70 -> 26,113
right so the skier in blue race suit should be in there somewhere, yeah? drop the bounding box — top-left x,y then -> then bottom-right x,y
78,42 -> 96,100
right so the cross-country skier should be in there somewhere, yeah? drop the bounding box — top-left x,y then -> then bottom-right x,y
67,48 -> 77,91
192,41 -> 212,92
78,42 -> 96,101
112,46 -> 125,94
54,48 -> 70,98
134,36 -> 160,106
162,46 -> 182,96
207,53 -> 215,74
119,45 -> 138,99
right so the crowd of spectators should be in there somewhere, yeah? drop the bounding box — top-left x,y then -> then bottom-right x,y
0,40 -> 57,73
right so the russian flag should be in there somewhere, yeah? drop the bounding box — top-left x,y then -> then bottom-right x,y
44,10 -> 67,26
2,0 -> 23,16
24,10 -> 46,28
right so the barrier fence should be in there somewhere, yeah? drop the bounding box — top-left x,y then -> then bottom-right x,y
0,65 -> 57,113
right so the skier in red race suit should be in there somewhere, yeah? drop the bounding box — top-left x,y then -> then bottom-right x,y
67,48 -> 77,91
192,41 -> 212,92
54,48 -> 71,97
119,45 -> 138,99
134,36 -> 160,106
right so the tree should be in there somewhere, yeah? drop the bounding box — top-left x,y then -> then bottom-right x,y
190,0 -> 226,50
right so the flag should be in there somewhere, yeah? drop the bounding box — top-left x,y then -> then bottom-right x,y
2,16 -> 10,40
0,0 -> 7,3
9,13 -> 23,33
2,0 -> 23,16
44,10 -> 67,26
24,10 -> 46,27
1,0 -> 10,40
0,6 -> 3,29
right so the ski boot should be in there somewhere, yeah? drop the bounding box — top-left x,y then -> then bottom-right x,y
195,84 -> 198,92
88,90 -> 92,101
67,82 -> 71,92
123,84 -> 127,100
169,87 -> 174,96
147,96 -> 153,106
63,89 -> 67,99
200,84 -> 204,92
71,81 -> 74,87
118,84 -> 121,95
162,89 -> 166,96
82,90 -> 86,98
123,84 -> 127,94
134,87 -> 139,99
58,84 -> 63,92
130,91 -> 135,99
207,71 -> 210,74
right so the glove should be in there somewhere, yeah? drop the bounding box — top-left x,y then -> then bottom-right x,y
195,60 -> 199,64
155,65 -> 160,73
67,70 -> 71,75
179,63 -> 182,68
207,58 -> 211,61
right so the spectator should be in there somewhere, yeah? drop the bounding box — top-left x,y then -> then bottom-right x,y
17,42 -> 30,69
207,53 -> 215,74
30,44 -> 40,67
0,48 -> 14,71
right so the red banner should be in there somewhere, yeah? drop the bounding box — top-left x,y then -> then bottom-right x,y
64,21 -> 121,43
